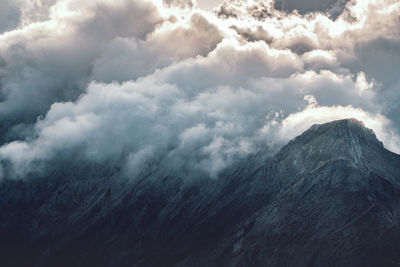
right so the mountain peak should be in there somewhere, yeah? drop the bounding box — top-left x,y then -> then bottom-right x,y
295,118 -> 382,148
276,119 -> 385,174
311,118 -> 365,129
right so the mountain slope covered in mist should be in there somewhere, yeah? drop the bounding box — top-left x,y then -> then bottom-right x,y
1,119 -> 400,267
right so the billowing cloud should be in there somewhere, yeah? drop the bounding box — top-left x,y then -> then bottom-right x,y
0,0 -> 165,140
0,0 -> 399,180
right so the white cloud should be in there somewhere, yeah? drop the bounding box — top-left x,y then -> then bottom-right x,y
0,0 -> 399,180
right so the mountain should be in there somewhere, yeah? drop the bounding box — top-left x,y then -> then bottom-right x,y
1,119 -> 400,267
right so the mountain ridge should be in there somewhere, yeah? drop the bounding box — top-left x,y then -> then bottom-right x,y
0,119 -> 400,267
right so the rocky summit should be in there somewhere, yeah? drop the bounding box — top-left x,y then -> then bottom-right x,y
1,119 -> 400,267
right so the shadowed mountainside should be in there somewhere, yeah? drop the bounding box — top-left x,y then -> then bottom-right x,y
1,119 -> 400,267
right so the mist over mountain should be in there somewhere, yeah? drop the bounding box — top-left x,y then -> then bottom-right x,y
1,119 -> 400,267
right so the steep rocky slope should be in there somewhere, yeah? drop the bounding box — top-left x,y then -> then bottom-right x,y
1,119 -> 399,267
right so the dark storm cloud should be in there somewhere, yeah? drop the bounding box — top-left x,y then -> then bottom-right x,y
274,0 -> 350,18
351,38 -> 400,129
0,0 -> 59,33
0,1 -> 20,33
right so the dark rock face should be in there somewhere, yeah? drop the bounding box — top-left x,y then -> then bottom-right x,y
1,119 -> 400,267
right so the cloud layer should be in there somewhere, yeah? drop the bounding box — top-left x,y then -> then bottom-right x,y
0,0 -> 399,180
